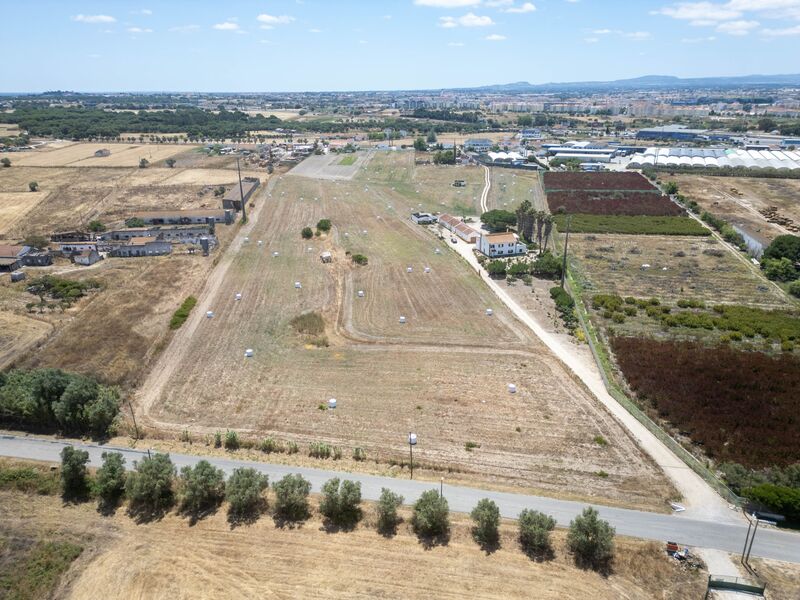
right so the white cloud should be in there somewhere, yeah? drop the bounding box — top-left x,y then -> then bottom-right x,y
88,53 -> 101,58
72,14 -> 116,24
624,30 -> 652,39
213,22 -> 240,30
439,12 -> 495,27
760,23 -> 800,35
716,18 -> 759,34
447,41 -> 465,45
131,9 -> 152,16
505,2 -> 536,13
383,14 -> 393,19
414,0 -> 481,6
309,28 -> 322,33
653,3 -> 742,23
127,27 -> 153,33
256,14 -> 295,25
590,28 -> 651,40
592,28 -> 613,34
584,36 -> 599,42
485,33 -> 507,40
169,24 -> 200,32
358,39 -> 368,44
486,0 -> 513,6
681,35 -> 717,41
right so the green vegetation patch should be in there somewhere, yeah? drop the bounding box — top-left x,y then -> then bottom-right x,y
290,311 -> 325,336
553,214 -> 709,236
338,155 -> 357,166
0,461 -> 60,495
0,541 -> 83,600
169,296 -> 197,330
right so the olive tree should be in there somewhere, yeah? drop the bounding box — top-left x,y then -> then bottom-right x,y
272,473 -> 311,522
566,507 -> 615,570
60,446 -> 90,499
411,489 -> 449,538
125,453 -> 176,518
376,488 -> 404,535
179,460 -> 226,518
319,477 -> 362,528
518,509 -> 556,557
470,498 -> 500,548
95,451 -> 126,509
226,467 -> 268,521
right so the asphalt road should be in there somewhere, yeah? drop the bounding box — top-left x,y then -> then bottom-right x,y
2,434 -> 799,564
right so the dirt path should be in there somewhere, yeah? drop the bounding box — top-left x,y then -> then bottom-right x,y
480,165 -> 491,214
134,180 -> 276,424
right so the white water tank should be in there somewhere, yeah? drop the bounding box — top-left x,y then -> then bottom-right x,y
294,281 -> 302,289
399,316 -> 407,324
206,311 -> 214,318
244,348 -> 254,358
328,398 -> 337,410
508,383 -> 517,393
486,308 -> 493,316
357,290 -> 365,298
235,293 -> 242,301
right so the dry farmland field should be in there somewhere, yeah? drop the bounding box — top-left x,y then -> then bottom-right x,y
0,163 -> 262,237
670,174 -> 800,246
0,483 -> 705,600
144,150 -> 675,511
0,142 -> 191,168
569,233 -> 789,308
485,168 -> 543,212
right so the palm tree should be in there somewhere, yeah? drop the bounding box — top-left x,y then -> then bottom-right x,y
516,199 -> 531,240
542,215 -> 554,255
534,211 -> 544,251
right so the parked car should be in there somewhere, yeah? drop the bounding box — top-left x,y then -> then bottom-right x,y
450,237 -> 458,244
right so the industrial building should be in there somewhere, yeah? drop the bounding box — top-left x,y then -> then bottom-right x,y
636,125 -> 708,142
110,237 -> 172,257
464,138 -> 494,152
222,177 -> 260,211
132,209 -> 234,225
628,147 -> 800,170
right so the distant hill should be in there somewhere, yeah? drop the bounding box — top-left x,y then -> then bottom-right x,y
455,74 -> 800,93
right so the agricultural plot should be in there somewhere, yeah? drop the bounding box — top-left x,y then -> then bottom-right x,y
149,152 -> 674,510
569,234 -> 789,308
546,191 -> 683,217
19,255 -> 212,387
289,151 -> 369,180
2,489 -> 705,600
670,174 -> 800,246
0,312 -> 52,369
553,214 -> 708,236
0,191 -> 48,235
69,144 -> 192,167
611,337 -> 800,468
359,151 -> 484,215
544,172 -> 658,192
485,169 -> 542,213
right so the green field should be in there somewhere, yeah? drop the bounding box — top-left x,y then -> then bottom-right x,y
554,214 -> 709,236
339,155 -> 357,166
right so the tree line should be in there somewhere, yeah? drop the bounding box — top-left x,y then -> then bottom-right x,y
55,447 -> 615,570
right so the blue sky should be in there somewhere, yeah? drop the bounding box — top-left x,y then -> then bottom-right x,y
3,0 -> 800,92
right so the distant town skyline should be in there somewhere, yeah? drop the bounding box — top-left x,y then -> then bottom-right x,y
4,0 -> 800,92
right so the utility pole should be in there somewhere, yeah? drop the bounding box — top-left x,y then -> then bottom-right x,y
236,156 -> 247,223
560,214 -> 572,289
126,396 -> 140,441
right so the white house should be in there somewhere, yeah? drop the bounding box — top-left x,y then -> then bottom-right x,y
411,212 -> 437,225
464,138 -> 493,152
477,232 -> 527,258
438,214 -> 479,243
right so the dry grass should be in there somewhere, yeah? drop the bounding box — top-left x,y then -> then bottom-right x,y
0,191 -> 48,235
148,152 -> 674,511
0,485 -> 706,600
0,312 -> 52,370
749,557 -> 800,600
17,255 -> 212,387
569,233 -> 789,308
0,142 -> 192,168
671,174 -> 800,246
486,168 -> 542,213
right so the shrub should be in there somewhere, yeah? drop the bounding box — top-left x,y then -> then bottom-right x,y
301,226 -> 313,239
29,181 -> 39,192
0,462 -> 59,495
179,460 -> 226,517
763,234 -> 800,263
125,217 -> 145,228
213,431 -> 222,448
762,257 -> 798,282
316,218 -> 332,232
486,259 -> 507,278
376,488 -> 404,535
309,441 -> 332,459
412,489 -> 449,538
743,484 -> 800,525
352,447 -> 366,462
1,157 -> 11,167
95,451 -> 126,509
518,509 -> 556,557
224,430 -> 240,450
290,311 -> 325,336
319,477 -> 362,528
272,473 -> 311,521
125,453 -> 176,517
351,253 -> 368,265
470,498 -> 500,547
169,296 -> 197,330
481,209 -> 517,232
531,251 -> 562,279
789,280 -> 800,298
333,446 -> 343,460
139,158 -> 149,169
88,220 -> 105,233
226,468 -> 268,520
60,446 -> 90,499
593,435 -> 608,447
566,507 -> 615,570
287,442 -> 299,454
259,437 -> 283,454
550,286 -> 577,330
552,214 -> 708,236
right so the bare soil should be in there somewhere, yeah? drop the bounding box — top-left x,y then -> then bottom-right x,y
144,152 -> 675,511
